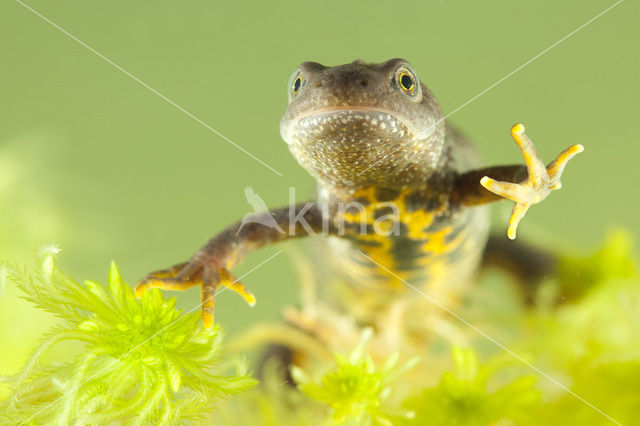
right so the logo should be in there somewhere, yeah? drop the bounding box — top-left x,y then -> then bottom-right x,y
237,187 -> 285,235
237,186 -> 402,238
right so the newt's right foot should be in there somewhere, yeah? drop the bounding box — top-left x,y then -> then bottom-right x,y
135,260 -> 256,329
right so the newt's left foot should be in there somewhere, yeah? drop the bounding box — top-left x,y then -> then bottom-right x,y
480,123 -> 583,240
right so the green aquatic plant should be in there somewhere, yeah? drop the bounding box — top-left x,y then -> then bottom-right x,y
291,328 -> 418,426
0,250 -> 256,424
2,230 -> 640,425
399,348 -> 539,426
524,231 -> 640,425
557,230 -> 637,299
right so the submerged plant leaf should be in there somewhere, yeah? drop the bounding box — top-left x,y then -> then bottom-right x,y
3,230 -> 640,425
292,328 -> 417,425
0,254 -> 256,424
557,230 -> 636,298
399,348 -> 539,426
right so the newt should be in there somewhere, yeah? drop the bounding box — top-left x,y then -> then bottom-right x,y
136,58 -> 582,329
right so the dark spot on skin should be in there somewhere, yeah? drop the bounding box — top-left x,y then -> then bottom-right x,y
390,238 -> 428,260
375,187 -> 400,202
424,198 -> 440,211
353,197 -> 371,206
404,190 -> 440,212
373,205 -> 396,219
444,225 -> 465,244
342,233 -> 381,246
445,242 -> 467,264
359,79 -> 368,87
425,212 -> 451,232
347,254 -> 379,269
342,222 -> 376,235
388,235 -> 430,272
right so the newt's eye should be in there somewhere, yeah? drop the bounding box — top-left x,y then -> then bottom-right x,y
293,75 -> 303,93
289,70 -> 306,99
394,67 -> 419,98
400,73 -> 414,91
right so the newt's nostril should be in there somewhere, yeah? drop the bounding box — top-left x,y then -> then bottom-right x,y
359,79 -> 369,87
315,80 -> 324,88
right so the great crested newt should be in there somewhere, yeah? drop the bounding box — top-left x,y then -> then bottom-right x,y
136,58 -> 583,329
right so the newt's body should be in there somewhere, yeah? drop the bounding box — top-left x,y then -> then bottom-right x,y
137,58 -> 582,329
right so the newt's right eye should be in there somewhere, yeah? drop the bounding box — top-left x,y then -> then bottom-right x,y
293,75 -> 303,93
288,70 -> 306,99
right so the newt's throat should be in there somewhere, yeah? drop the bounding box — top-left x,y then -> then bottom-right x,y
287,110 -> 443,188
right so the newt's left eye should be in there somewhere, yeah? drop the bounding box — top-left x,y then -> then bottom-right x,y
399,73 -> 414,91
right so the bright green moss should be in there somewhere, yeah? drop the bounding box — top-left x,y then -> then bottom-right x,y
2,230 -> 640,425
0,251 -> 256,424
398,348 -> 539,426
291,328 -> 418,426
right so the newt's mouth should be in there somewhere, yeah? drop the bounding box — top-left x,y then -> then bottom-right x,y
282,108 -> 414,145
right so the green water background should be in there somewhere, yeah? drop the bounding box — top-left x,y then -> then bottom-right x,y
1,0 -> 638,385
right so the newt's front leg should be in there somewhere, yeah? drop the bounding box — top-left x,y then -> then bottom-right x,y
136,202 -> 326,328
452,123 -> 583,239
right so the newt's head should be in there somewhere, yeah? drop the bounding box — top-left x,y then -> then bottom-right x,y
280,58 -> 446,188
